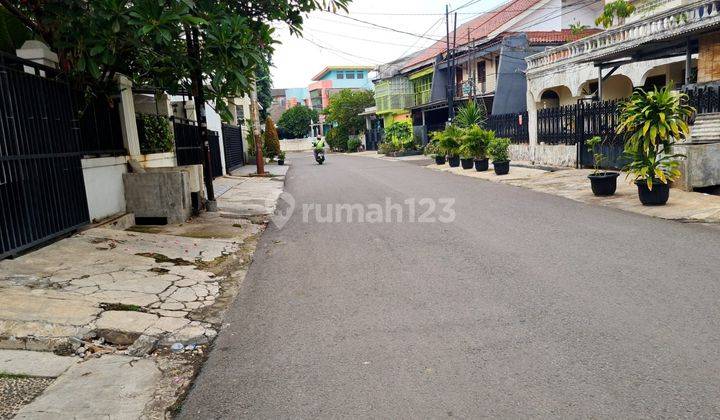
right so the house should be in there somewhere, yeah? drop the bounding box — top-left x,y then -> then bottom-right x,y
372,0 -> 604,144
268,88 -> 311,123
523,0 -> 720,190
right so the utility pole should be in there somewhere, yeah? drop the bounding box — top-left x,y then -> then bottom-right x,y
445,4 -> 452,125
186,25 -> 217,211
250,80 -> 265,175
449,12 -> 458,121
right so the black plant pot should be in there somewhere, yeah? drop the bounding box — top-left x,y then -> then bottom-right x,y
588,172 -> 619,196
278,159 -> 285,166
434,155 -> 446,165
474,158 -> 489,172
460,158 -> 474,169
635,180 -> 670,205
448,156 -> 460,167
493,160 -> 510,175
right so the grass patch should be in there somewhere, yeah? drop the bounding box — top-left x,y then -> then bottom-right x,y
0,372 -> 30,379
99,303 -> 145,312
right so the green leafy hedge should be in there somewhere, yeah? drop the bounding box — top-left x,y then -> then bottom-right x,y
137,114 -> 173,155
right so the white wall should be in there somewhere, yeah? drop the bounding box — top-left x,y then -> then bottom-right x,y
82,156 -> 128,222
136,152 -> 176,168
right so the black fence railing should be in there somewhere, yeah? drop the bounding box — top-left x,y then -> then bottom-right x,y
0,52 -> 89,259
365,128 -> 383,151
683,83 -> 720,121
208,130 -> 223,179
172,117 -> 202,166
77,95 -> 125,156
537,104 -> 577,145
487,112 -> 529,144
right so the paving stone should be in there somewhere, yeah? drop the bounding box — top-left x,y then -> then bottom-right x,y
126,335 -> 158,357
0,350 -> 76,377
159,302 -> 185,311
174,278 -> 199,288
0,289 -> 99,326
169,287 -> 197,302
95,311 -> 158,345
152,316 -> 190,333
14,355 -> 160,419
84,290 -> 159,307
154,310 -> 188,318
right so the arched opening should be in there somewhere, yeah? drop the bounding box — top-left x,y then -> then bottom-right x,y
537,86 -> 573,109
603,75 -> 633,101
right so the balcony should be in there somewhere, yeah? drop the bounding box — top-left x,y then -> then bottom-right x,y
526,0 -> 720,74
455,80 -> 488,98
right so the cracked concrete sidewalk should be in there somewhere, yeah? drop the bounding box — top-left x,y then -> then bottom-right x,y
0,171 -> 285,419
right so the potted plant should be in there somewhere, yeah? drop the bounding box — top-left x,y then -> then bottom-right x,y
585,136 -> 619,196
460,125 -> 492,172
277,151 -> 286,166
487,137 -> 511,175
617,84 -> 693,205
433,125 -> 464,167
424,140 -> 445,165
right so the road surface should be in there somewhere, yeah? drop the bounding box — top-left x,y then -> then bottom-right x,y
181,153 -> 720,418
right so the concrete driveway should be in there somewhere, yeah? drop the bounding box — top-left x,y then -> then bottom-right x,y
181,152 -> 720,418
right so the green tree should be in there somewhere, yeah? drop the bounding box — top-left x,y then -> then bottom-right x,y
0,7 -> 31,53
263,116 -> 281,159
595,0 -> 635,28
256,63 -> 273,121
324,89 -> 374,135
2,1 -> 350,120
278,105 -> 318,138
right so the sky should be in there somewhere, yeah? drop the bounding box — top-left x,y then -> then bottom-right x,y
269,0 -> 508,89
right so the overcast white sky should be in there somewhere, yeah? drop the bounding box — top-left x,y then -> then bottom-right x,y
270,0 -> 508,89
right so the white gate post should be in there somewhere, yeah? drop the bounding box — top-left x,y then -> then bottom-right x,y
116,75 -> 141,157
526,89 -> 538,164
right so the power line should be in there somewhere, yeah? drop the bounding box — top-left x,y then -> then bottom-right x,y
302,36 -> 383,64
325,12 -> 445,41
303,27 -> 432,48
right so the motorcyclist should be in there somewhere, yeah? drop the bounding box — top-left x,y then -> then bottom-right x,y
312,136 -> 325,161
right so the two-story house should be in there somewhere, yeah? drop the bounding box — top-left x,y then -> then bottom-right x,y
373,0 -> 603,143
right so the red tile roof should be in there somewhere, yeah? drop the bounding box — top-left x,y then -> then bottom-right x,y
401,0 -> 545,72
520,29 -> 603,43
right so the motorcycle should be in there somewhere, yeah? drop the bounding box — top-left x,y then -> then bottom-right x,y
315,149 -> 325,165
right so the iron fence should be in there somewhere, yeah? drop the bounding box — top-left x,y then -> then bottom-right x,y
537,105 -> 577,145
77,95 -> 125,156
207,130 -> 222,179
365,128 -> 383,151
0,52 -> 89,259
172,116 -> 202,166
486,112 -> 529,144
683,83 -> 720,121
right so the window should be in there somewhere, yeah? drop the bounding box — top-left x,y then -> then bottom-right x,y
345,71 -> 356,79
337,72 -> 345,79
235,106 -> 245,124
477,62 -> 486,84
357,71 -> 364,79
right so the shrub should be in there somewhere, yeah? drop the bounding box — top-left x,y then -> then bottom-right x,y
379,141 -> 398,155
326,127 -> 349,152
459,126 -> 493,159
454,100 -> 487,128
424,140 -> 441,156
347,137 -> 361,152
137,114 -> 173,154
431,124 -> 464,157
263,116 -> 281,159
487,137 -> 511,162
617,84 -> 693,189
385,121 -> 414,151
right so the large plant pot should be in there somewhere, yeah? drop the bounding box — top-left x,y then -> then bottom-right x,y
588,172 -> 619,196
474,158 -> 489,172
460,158 -> 474,169
278,159 -> 285,166
448,156 -> 460,167
434,155 -> 446,165
493,160 -> 510,175
635,180 -> 670,205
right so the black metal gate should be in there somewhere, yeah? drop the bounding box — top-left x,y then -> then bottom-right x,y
172,117 -> 222,178
208,130 -> 222,178
575,100 -> 627,170
0,54 -> 89,259
365,128 -> 383,151
221,123 -> 244,172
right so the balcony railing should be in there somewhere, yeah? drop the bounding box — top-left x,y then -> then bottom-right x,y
526,0 -> 720,73
454,80 -> 488,98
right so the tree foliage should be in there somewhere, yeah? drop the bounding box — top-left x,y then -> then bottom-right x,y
595,0 -> 635,28
278,105 -> 318,138
2,0 -> 350,120
256,63 -> 273,121
263,116 -> 281,159
323,89 -> 374,135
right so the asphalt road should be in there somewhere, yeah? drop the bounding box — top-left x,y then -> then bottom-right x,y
181,153 -> 720,418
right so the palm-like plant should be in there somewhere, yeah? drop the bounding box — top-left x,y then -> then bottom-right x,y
454,100 -> 487,128
431,125 -> 464,157
616,84 -> 693,189
459,125 -> 493,159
